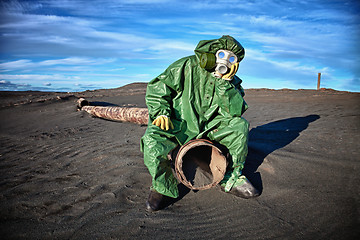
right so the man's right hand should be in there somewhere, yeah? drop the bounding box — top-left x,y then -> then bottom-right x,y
152,115 -> 174,131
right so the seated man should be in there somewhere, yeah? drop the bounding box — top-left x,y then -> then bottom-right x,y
141,35 -> 259,211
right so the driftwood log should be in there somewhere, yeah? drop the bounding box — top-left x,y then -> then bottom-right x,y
77,98 -> 149,125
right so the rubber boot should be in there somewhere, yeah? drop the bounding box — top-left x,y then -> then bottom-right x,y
146,189 -> 167,211
220,175 -> 260,199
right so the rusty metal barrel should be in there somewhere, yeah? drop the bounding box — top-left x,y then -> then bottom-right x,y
173,139 -> 228,190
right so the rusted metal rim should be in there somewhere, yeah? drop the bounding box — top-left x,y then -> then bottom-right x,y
175,139 -> 227,190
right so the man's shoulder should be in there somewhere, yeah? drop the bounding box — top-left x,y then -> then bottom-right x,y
168,55 -> 197,69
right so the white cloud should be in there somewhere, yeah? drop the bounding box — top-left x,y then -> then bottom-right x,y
0,80 -> 31,90
0,74 -> 80,81
149,41 -> 194,53
248,15 -> 291,27
0,59 -> 34,70
244,48 -> 329,76
40,57 -> 116,66
0,57 -> 117,72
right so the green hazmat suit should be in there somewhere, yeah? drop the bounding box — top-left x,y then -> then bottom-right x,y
140,35 -> 249,198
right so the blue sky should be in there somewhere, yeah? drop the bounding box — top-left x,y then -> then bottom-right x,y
0,0 -> 359,92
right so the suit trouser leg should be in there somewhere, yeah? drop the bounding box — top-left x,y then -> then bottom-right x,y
141,125 -> 179,198
206,116 -> 249,177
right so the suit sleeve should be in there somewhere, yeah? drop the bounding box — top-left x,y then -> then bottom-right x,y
145,59 -> 185,121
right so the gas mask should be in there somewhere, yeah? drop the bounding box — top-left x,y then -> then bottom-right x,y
199,49 -> 239,80
215,50 -> 238,75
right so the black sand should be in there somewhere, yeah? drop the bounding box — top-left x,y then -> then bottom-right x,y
0,83 -> 359,239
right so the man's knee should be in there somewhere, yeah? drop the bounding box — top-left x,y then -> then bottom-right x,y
141,130 -> 178,169
142,132 -> 176,153
219,117 -> 249,137
231,117 -> 249,130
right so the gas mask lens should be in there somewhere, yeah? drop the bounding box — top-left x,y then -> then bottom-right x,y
218,51 -> 225,59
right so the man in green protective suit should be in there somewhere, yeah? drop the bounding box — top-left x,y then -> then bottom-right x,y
141,35 -> 259,211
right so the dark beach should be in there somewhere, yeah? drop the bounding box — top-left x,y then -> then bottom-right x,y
0,83 -> 359,239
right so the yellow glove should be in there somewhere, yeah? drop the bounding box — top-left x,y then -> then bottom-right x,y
152,115 -> 174,131
222,62 -> 239,80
